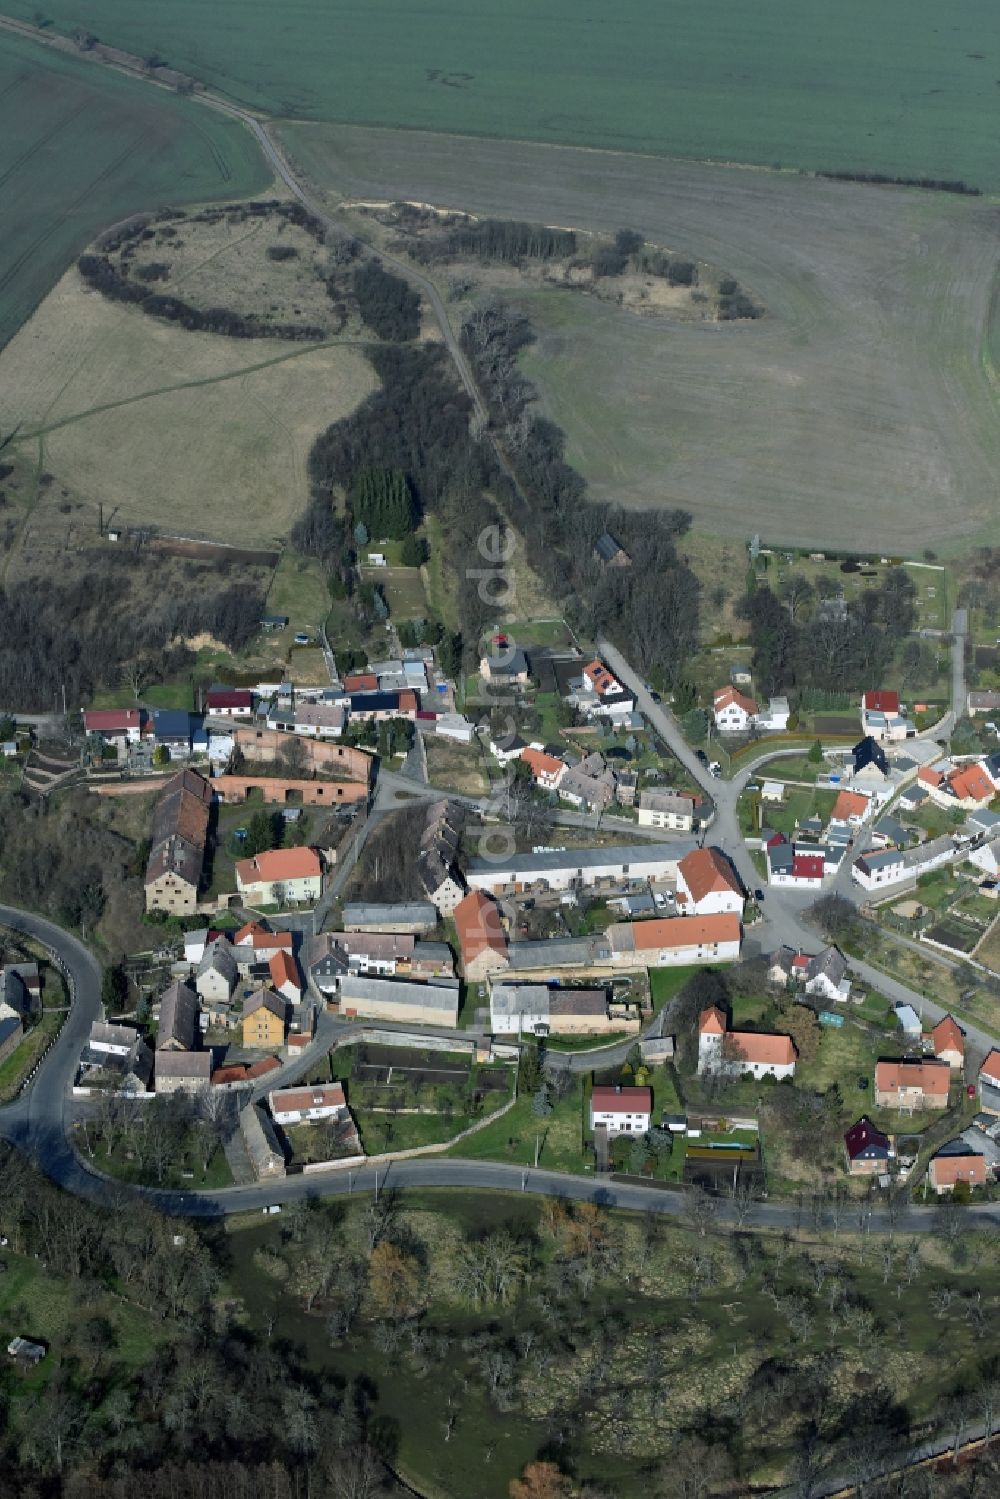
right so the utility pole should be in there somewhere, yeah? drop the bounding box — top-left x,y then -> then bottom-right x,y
534,1135 -> 541,1168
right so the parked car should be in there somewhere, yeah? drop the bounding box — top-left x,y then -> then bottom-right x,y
754,888 -> 765,902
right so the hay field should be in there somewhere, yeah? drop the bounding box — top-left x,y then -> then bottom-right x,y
0,269 -> 377,545
0,28 -> 268,350
286,125 -> 1000,552
10,1 -> 1000,189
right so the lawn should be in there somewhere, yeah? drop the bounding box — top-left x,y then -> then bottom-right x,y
364,565 -> 428,620
352,1109 -> 475,1154
794,1019 -> 885,1095
0,1248 -> 168,1367
914,867 -> 966,913
545,1031 -> 632,1053
0,26 -> 268,350
750,756 -> 821,783
91,681 -> 195,711
88,1137 -> 234,1190
763,787 -> 837,837
263,550 -> 333,643
447,1075 -> 586,1172
973,916 -> 1000,975
421,514 -> 460,632
648,965 -> 700,1014
902,561 -> 950,632
0,1008 -> 64,1103
907,803 -> 962,840
512,618 -> 574,648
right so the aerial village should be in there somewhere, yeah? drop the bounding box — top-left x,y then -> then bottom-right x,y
1,621 -> 988,1201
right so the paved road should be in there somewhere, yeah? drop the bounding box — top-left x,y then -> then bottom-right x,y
0,905 -> 103,1187
7,900 -> 1000,1234
949,607 -> 968,737
596,635 -> 988,1055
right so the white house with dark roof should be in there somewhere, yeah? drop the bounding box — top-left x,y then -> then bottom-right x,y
802,947 -> 850,1003
637,789 -> 696,831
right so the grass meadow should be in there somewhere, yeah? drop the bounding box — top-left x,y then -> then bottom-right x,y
0,28 -> 268,349
13,1 -> 1000,190
284,124 -> 1000,553
0,267 -> 377,546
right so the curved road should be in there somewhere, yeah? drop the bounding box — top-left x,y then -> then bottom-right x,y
596,633 -> 995,1063
4,903 -> 1000,1237
0,17 -> 991,1232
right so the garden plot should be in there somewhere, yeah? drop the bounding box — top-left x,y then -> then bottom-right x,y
924,915 -> 981,956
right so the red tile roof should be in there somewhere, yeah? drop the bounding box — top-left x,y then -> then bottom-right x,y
591,1085 -> 652,1116
792,854 -> 825,880
698,1006 -> 726,1036
84,708 -> 143,733
234,921 -> 294,951
245,1056 -> 281,1080
629,913 -> 742,951
949,764 -> 994,804
875,1059 -> 950,1098
236,847 -> 322,885
270,1082 -> 345,1113
832,790 -> 869,821
344,673 -> 377,693
269,950 -> 301,993
520,746 -> 565,781
929,1152 -> 987,1189
979,1049 -> 1000,1088
211,1064 -> 248,1085
728,1029 -> 797,1067
931,1014 -> 965,1058
714,686 -> 758,716
453,891 -> 508,964
206,689 -> 253,710
678,847 -> 742,902
583,659 -> 617,694
863,690 -> 900,714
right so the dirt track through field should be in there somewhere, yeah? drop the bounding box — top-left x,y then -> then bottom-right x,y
283,124 -> 1000,550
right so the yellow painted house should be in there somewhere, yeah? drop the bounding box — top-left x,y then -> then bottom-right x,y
241,991 -> 285,1049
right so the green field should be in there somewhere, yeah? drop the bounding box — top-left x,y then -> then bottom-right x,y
0,27 -> 269,348
11,1 -> 1000,190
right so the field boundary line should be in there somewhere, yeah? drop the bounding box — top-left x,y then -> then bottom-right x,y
8,337 -> 370,442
